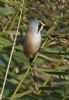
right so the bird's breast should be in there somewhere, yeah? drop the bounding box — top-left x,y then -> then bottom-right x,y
24,33 -> 41,58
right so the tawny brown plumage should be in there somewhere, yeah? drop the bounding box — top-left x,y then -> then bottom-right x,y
24,29 -> 41,58
24,19 -> 44,61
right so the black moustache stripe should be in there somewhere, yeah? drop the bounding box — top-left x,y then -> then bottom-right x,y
37,23 -> 42,33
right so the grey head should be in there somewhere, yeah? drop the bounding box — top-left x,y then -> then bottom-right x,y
28,18 -> 44,34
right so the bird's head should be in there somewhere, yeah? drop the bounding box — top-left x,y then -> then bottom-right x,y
28,18 -> 45,34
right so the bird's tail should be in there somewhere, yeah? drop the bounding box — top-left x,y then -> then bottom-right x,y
29,58 -> 39,90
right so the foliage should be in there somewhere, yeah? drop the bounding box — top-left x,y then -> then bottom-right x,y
0,0 -> 69,100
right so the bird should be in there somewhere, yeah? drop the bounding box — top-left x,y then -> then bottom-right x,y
23,19 -> 45,90
9,18 -> 45,90
24,19 -> 44,67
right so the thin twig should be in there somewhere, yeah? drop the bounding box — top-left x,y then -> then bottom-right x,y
8,13 -> 18,31
10,67 -> 31,100
2,15 -> 13,33
32,18 -> 59,92
0,2 -> 24,100
33,19 -> 59,64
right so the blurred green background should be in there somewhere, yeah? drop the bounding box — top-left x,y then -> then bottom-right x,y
0,0 -> 69,99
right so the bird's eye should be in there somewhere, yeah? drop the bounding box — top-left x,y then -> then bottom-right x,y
37,23 -> 42,33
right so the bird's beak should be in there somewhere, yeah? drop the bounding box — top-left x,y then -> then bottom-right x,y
40,21 -> 46,26
42,22 -> 46,26
40,20 -> 50,30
